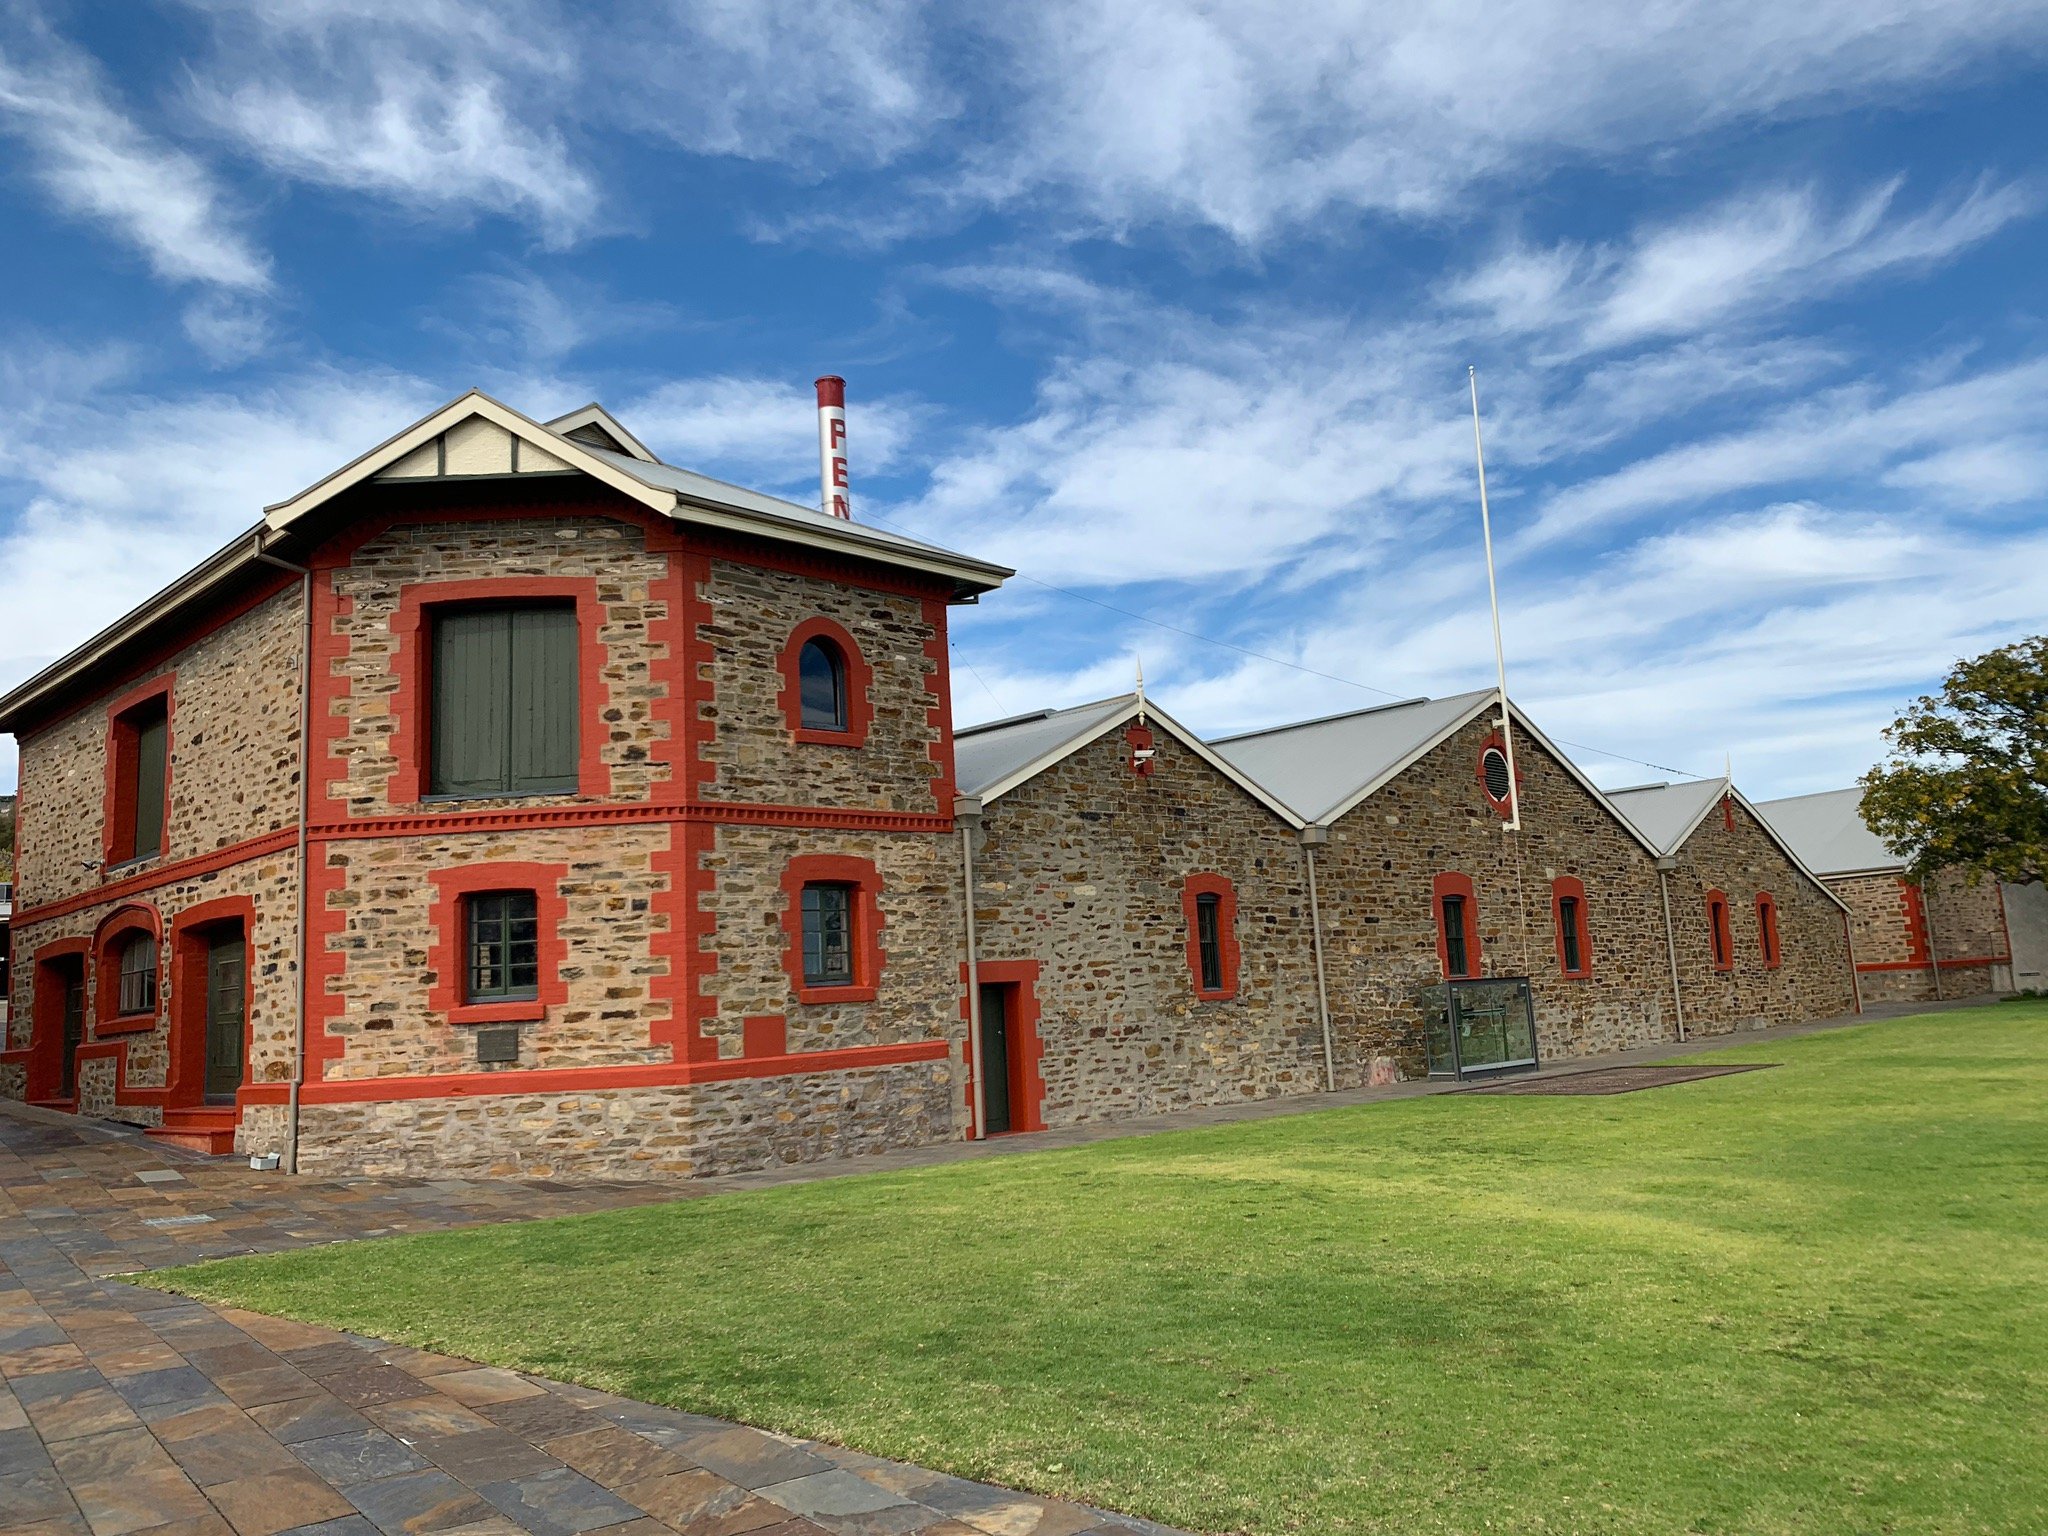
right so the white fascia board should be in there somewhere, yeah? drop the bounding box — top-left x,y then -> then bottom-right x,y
1312,691 -> 1503,828
544,403 -> 659,462
1727,786 -> 1856,914
263,391 -> 676,530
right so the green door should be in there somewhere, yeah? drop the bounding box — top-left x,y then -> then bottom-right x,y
60,967 -> 86,1099
204,933 -> 246,1102
978,983 -> 1012,1135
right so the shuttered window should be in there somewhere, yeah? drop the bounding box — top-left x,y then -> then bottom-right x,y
1196,893 -> 1224,992
1558,896 -> 1583,973
131,706 -> 168,857
430,607 -> 578,797
1441,894 -> 1471,978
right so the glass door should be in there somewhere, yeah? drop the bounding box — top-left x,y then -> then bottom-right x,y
1429,978 -> 1539,1078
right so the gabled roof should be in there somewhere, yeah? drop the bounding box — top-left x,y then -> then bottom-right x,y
955,693 -> 1304,826
0,390 -> 1010,731
1208,688 -> 1663,855
1607,778 -> 1731,855
1753,787 -> 1903,877
1613,778 -> 1852,911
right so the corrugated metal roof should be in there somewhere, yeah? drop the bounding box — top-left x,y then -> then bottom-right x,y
1207,690 -> 1498,823
1753,787 -> 1901,875
955,696 -> 1138,799
1607,778 -> 1728,855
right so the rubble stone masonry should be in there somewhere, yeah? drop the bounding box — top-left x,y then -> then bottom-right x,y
1835,867 -> 2013,1004
968,728 -> 1324,1127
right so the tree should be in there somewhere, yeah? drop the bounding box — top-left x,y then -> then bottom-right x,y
1860,636 -> 2048,885
0,793 -> 13,878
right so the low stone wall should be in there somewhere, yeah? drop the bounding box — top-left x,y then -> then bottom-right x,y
294,1058 -> 960,1180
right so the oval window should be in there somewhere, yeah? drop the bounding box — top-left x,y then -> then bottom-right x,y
1482,746 -> 1512,804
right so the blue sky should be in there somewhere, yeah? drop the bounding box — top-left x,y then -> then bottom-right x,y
1,1 -> 2045,799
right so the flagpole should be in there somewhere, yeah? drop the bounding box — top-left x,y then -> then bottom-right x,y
1470,366 -> 1520,832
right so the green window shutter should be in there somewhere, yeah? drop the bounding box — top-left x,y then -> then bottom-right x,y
431,610 -> 512,796
132,711 -> 167,856
509,607 -> 578,793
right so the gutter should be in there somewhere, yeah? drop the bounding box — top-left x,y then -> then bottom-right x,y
1656,857 -> 1686,1043
1301,827 -> 1337,1091
251,535 -> 312,1174
955,795 -> 988,1139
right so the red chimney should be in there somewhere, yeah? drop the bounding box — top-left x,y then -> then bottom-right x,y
816,376 -> 848,519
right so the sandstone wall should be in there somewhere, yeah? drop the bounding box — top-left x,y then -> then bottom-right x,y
1312,715 -> 1674,1077
1658,799 -> 1857,1034
969,728 -> 1324,1126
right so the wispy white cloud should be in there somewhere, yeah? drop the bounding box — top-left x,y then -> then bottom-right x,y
0,10 -> 269,290
623,376 -> 924,492
1445,178 -> 2034,352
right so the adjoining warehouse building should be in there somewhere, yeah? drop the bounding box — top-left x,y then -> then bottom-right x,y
0,389 -> 1913,1179
1755,787 -> 2047,1003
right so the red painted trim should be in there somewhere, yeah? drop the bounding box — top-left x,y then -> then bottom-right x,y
168,896 -> 258,1110
1432,872 -> 1482,979
9,828 -> 297,927
308,802 -> 950,839
779,853 -> 885,1004
388,577 -> 610,805
1722,794 -> 1738,833
92,904 -> 163,1036
961,958 -> 1044,1136
815,376 -> 846,408
307,1038 -> 948,1101
1125,723 -> 1157,778
777,616 -> 874,748
1755,891 -> 1782,969
25,937 -> 89,1102
1476,730 -> 1521,821
1551,875 -> 1593,979
306,846 -> 347,1081
1899,880 -> 1932,966
426,862 -> 569,1026
1181,872 -> 1241,1001
101,674 -> 175,869
1705,888 -> 1734,972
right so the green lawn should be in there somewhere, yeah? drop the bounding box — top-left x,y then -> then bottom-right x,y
152,1005 -> 2048,1535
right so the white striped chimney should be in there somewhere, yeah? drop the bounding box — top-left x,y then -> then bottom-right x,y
816,375 -> 850,519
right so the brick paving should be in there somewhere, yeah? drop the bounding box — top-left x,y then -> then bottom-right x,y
0,1109 -> 1181,1536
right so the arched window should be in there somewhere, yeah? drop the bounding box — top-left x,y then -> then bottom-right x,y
1705,889 -> 1733,973
1181,874 -> 1241,1000
1552,876 -> 1593,979
117,932 -> 159,1016
1433,872 -> 1482,980
1755,892 -> 1782,969
799,637 -> 847,732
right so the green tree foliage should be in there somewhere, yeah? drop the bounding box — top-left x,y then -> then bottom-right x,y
1861,636 -> 2047,884
0,794 -> 13,878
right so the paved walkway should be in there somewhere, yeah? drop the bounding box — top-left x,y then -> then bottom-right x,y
0,997 -> 1991,1536
0,1110 -> 1180,1536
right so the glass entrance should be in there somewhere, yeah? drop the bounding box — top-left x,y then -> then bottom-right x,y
1426,977 -> 1539,1078
978,982 -> 1012,1134
203,932 -> 246,1102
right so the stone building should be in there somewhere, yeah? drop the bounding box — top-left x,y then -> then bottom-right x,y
1755,787 -> 2037,1003
1608,778 -> 1859,1035
0,392 -> 1010,1177
1211,694 -> 1855,1077
953,695 -> 1328,1132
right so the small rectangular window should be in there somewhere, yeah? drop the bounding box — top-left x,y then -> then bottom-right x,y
1441,894 -> 1470,978
1196,893 -> 1224,992
1708,896 -> 1732,970
1757,897 -> 1782,968
1559,896 -> 1583,974
802,883 -> 855,986
467,891 -> 540,1003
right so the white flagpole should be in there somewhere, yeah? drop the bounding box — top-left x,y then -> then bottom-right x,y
1470,366 -> 1520,833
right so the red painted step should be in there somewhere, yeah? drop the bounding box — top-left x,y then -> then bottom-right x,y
146,1108 -> 240,1156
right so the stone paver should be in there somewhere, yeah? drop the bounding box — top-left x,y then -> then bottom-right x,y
0,1105 -> 1178,1536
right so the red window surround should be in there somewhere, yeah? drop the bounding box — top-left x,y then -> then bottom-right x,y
1722,794 -> 1737,832
1706,888 -> 1734,972
961,958 -> 1046,1136
1755,891 -> 1782,969
1433,872 -> 1483,979
1552,875 -> 1594,979
388,577 -> 610,806
102,674 -> 174,868
779,853 -> 886,1004
778,616 -> 874,748
92,904 -> 164,1036
1181,872 -> 1242,1001
427,862 -> 570,1025
1476,729 -> 1520,821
